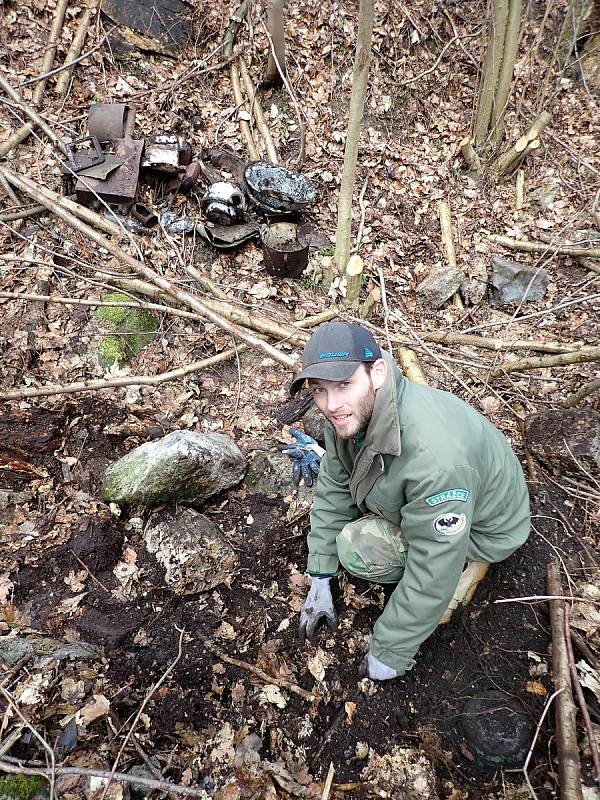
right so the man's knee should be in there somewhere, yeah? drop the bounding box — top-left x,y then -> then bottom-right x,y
336,516 -> 407,583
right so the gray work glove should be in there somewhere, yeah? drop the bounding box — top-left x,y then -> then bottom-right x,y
280,428 -> 325,487
298,576 -> 337,644
359,650 -> 400,681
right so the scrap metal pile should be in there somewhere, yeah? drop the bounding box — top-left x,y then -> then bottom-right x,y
65,102 -> 318,278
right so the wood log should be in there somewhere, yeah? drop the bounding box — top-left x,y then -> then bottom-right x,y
459,137 -> 481,172
494,111 -> 551,176
344,254 -> 363,309
547,562 -> 584,800
55,1 -> 98,97
489,233 -> 600,258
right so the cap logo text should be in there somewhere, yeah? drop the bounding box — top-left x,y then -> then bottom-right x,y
363,348 -> 374,358
319,351 -> 350,359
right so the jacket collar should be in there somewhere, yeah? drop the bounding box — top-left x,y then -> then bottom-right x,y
362,350 -> 403,457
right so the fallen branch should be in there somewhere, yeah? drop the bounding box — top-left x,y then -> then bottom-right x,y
547,562 -> 584,800
223,0 -> 259,160
197,632 -> 317,702
391,330 -> 589,355
0,687 -> 56,800
562,377 -> 600,408
489,233 -> 600,259
570,629 -> 600,672
0,168 -> 296,368
496,595 -> 600,606
0,75 -> 68,158
69,549 -> 110,593
261,21 -> 306,166
55,2 -> 99,98
0,760 -> 209,798
487,347 -> 600,381
522,688 -> 564,799
494,111 -> 551,176
20,24 -> 113,94
565,604 -> 600,784
238,57 -> 278,163
439,201 -> 463,308
2,171 -> 122,237
0,0 -> 69,157
0,344 -> 249,401
0,204 -> 48,223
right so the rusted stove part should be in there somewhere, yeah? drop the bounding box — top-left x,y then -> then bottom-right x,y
75,107 -> 144,206
65,136 -> 105,173
141,134 -> 192,174
199,147 -> 247,188
178,161 -> 202,194
201,181 -> 246,226
245,161 -> 316,214
88,103 -> 133,142
262,222 -> 309,278
131,202 -> 158,227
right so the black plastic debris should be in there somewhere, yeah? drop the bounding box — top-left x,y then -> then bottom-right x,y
244,161 -> 316,213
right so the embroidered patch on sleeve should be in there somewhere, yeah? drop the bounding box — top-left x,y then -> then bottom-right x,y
433,512 -> 467,536
425,489 -> 470,506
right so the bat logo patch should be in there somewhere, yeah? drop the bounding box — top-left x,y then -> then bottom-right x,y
433,512 -> 467,536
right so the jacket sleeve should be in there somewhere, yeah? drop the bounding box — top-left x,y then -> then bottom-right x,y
370,465 -> 481,673
307,422 -> 360,576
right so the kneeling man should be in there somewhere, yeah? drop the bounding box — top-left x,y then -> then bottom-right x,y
291,322 -> 531,680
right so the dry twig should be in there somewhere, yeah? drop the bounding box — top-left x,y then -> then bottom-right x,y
197,632 -> 317,701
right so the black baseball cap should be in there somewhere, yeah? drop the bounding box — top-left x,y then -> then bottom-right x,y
290,322 -> 382,395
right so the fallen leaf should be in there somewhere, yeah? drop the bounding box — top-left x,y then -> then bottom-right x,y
80,694 -> 110,726
58,592 -> 88,616
526,680 -> 547,696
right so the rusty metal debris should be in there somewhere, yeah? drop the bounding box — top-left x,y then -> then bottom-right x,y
75,106 -> 143,205
62,101 -> 320,269
262,222 -> 309,278
201,182 -> 246,225
65,136 -> 105,173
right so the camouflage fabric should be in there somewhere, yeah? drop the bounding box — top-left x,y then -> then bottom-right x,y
337,515 -> 407,583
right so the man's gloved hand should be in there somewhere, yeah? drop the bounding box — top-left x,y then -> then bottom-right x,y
280,428 -> 325,487
298,576 -> 337,644
358,650 -> 400,681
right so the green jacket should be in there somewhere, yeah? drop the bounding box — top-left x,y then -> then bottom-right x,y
308,353 -> 531,673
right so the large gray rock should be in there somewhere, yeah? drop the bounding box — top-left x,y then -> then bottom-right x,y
103,430 -> 247,507
144,507 -> 236,593
525,408 -> 600,476
0,636 -> 97,665
489,256 -> 548,307
417,264 -> 464,308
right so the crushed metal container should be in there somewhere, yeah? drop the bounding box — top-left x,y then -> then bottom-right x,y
244,161 -> 316,213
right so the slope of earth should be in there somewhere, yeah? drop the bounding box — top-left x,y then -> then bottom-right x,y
0,0 -> 599,798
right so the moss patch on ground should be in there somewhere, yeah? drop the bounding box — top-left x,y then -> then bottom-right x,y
0,775 -> 49,800
94,293 -> 158,368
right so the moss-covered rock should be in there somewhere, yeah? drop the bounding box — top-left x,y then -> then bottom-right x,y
0,775 -> 49,800
94,293 -> 158,368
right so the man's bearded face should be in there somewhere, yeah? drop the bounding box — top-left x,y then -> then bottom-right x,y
309,364 -> 377,439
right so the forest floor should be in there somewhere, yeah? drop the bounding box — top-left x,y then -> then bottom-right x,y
0,0 -> 599,798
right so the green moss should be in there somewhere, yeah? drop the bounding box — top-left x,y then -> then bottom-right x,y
94,293 -> 158,368
0,774 -> 49,800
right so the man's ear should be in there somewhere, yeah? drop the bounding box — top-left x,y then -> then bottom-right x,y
370,358 -> 388,391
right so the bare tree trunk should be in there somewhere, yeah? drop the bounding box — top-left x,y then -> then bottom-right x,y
489,0 -> 522,145
473,0 -> 509,146
265,0 -> 286,86
331,0 -> 375,284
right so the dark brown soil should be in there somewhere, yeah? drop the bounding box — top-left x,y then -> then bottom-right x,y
3,398 -> 597,798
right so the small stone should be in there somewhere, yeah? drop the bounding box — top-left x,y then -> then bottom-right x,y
417,264 -> 464,308
489,256 -> 548,307
460,690 -> 533,767
245,451 -> 315,501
